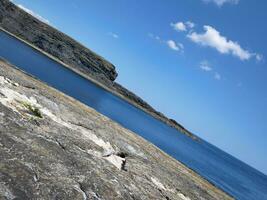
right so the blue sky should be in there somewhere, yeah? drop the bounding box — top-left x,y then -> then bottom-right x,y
11,0 -> 267,174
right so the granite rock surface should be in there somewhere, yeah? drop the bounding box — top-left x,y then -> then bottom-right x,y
0,60 -> 233,199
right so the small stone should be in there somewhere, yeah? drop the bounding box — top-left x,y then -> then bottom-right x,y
12,82 -> 19,87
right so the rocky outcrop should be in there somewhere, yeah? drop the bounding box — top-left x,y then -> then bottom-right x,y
0,0 -> 117,83
0,0 -> 196,139
0,59 -> 232,200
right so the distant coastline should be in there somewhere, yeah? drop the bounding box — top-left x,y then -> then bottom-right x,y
0,0 -> 197,140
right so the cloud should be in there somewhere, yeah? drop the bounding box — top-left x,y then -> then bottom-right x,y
199,60 -> 222,80
167,40 -> 184,51
17,4 -> 50,24
202,0 -> 239,7
149,34 -> 184,52
108,32 -> 119,39
148,33 -> 162,42
200,60 -> 213,71
186,21 -> 195,29
255,54 -> 263,62
214,72 -> 221,80
171,21 -> 195,32
170,22 -> 187,32
187,25 -> 256,61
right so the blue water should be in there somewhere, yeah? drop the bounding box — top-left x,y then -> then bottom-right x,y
0,30 -> 267,200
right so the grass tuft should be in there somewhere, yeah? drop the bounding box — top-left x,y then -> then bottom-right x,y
21,102 -> 42,118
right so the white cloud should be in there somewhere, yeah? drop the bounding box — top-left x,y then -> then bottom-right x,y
108,32 -> 119,39
202,0 -> 239,7
149,34 -> 184,52
200,60 -> 213,71
187,25 -> 255,61
148,33 -> 162,41
214,72 -> 221,80
17,4 -> 50,24
186,21 -> 195,29
167,40 -> 179,51
199,60 -> 223,80
255,54 -> 263,62
199,60 -> 222,80
171,21 -> 196,32
171,22 -> 187,32
167,40 -> 184,51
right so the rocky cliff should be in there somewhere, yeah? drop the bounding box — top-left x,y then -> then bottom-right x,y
0,59 -> 232,200
0,0 -> 117,83
0,0 -> 196,139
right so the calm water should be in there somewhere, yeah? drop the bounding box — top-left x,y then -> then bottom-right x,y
0,30 -> 267,200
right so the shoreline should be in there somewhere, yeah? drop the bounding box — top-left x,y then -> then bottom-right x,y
0,27 -> 197,140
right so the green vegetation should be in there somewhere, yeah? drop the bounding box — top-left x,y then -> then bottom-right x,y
21,101 -> 42,118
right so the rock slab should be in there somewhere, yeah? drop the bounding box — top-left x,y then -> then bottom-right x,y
0,60 -> 233,200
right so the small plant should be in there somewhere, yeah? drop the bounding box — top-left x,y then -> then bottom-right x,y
21,102 -> 43,118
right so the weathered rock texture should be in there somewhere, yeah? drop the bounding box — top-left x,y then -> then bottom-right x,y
0,60 -> 232,199
0,0 -> 196,139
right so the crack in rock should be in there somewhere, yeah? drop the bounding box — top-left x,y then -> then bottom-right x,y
23,162 -> 39,183
74,182 -> 88,200
55,139 -> 66,150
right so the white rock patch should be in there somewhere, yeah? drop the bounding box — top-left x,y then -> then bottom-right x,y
151,177 -> 166,191
0,81 -> 125,170
0,76 -> 19,86
0,76 -> 7,84
105,155 -> 125,170
177,193 -> 191,200
151,177 -> 191,200
0,87 -> 39,115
